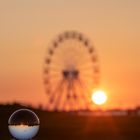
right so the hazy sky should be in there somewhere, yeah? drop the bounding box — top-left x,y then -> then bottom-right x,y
0,0 -> 140,109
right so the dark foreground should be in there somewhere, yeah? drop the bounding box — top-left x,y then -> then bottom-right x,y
1,104 -> 140,140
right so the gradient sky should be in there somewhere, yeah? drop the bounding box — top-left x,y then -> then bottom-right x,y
0,0 -> 140,109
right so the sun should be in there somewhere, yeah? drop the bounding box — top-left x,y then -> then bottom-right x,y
91,90 -> 107,105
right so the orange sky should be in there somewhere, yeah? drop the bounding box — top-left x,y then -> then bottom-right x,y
0,0 -> 140,109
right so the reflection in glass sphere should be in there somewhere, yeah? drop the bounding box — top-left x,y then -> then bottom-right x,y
8,109 -> 40,140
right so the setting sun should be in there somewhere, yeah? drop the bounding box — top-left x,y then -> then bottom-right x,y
92,90 -> 107,105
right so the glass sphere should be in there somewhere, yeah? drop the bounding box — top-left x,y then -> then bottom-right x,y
8,109 -> 40,140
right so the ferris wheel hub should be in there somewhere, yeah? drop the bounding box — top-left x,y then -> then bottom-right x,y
63,70 -> 79,79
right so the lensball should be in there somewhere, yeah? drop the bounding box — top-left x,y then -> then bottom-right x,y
8,109 -> 40,140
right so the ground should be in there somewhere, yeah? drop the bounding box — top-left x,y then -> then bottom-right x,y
1,104 -> 140,140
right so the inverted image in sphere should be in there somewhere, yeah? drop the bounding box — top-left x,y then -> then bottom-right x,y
8,109 -> 40,140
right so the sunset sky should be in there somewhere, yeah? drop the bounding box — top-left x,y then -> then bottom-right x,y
0,0 -> 140,109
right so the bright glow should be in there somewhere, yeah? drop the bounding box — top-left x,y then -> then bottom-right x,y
92,90 -> 107,105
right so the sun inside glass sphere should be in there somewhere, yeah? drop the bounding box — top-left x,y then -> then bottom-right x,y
8,109 -> 40,140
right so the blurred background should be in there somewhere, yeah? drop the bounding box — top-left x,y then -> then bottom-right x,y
0,0 -> 140,139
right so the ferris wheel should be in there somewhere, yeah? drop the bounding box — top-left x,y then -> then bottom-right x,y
44,31 -> 100,111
